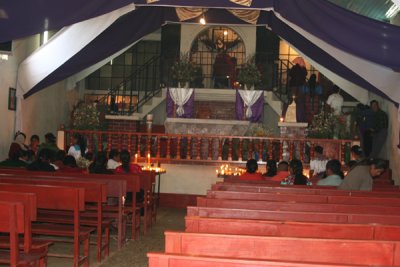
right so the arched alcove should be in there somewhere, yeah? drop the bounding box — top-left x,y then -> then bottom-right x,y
189,26 -> 245,88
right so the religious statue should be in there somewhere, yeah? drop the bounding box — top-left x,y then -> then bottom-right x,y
285,95 -> 297,123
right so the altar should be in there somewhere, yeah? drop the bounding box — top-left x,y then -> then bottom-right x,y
165,118 -> 250,160
164,118 -> 250,135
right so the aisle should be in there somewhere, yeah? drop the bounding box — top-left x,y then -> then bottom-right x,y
100,208 -> 186,267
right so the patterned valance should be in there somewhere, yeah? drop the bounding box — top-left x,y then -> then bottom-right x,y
227,9 -> 260,24
229,0 -> 252,7
175,7 -> 206,22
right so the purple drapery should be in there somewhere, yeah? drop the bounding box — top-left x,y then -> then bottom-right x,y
25,7 -> 172,98
136,0 -> 400,70
166,89 -> 195,118
0,0 -> 134,43
235,90 -> 264,123
22,6 -> 396,104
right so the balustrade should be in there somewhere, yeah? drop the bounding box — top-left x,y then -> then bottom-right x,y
63,130 -> 354,165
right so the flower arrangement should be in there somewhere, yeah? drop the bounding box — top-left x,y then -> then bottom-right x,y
245,123 -> 274,137
71,102 -> 105,130
308,108 -> 350,139
237,56 -> 261,90
170,53 -> 197,86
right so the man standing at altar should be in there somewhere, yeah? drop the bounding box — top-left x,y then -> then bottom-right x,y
326,85 -> 343,115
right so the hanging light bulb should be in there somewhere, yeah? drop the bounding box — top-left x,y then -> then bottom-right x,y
199,16 -> 206,25
199,9 -> 206,25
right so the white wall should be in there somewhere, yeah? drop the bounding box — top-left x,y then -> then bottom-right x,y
158,164 -> 224,195
0,36 -> 39,160
0,35 -> 79,160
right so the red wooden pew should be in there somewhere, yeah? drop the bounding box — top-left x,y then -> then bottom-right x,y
187,206 -> 400,225
0,201 -> 48,267
185,216 -> 400,241
206,190 -> 400,206
196,196 -> 400,215
148,252 -> 365,267
164,231 -> 400,266
0,176 -> 110,262
0,183 -> 92,267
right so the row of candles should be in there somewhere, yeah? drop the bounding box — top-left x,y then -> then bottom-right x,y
135,153 -> 166,173
216,164 -> 246,177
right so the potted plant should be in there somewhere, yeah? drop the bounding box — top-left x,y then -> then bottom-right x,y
170,53 -> 197,88
237,56 -> 261,90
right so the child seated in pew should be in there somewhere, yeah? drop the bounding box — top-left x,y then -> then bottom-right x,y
60,155 -> 84,173
26,148 -> 56,172
309,146 -> 328,179
316,159 -> 344,186
0,149 -> 30,168
263,160 -> 277,178
281,159 -> 310,185
269,161 -> 290,182
107,149 -> 121,170
338,158 -> 388,191
239,159 -> 264,181
114,150 -> 144,204
89,152 -> 114,174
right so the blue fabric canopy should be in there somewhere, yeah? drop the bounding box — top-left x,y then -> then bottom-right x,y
25,7 -> 388,103
7,0 -> 400,103
0,0 -> 134,43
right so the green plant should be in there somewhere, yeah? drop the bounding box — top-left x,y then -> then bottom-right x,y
71,102 -> 105,130
170,53 -> 197,84
308,108 -> 351,139
237,56 -> 261,89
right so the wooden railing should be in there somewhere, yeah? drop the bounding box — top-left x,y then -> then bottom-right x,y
63,130 -> 354,165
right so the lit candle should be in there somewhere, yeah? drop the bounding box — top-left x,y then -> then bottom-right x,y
134,153 -> 138,163
280,117 -> 284,122
147,153 -> 151,166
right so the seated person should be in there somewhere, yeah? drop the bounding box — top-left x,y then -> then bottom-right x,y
115,150 -> 142,174
53,150 -> 66,169
263,160 -> 277,177
8,131 -> 29,160
270,161 -> 290,182
38,132 -> 59,156
338,158 -> 388,191
107,149 -> 121,170
89,152 -> 114,174
115,150 -> 143,203
60,155 -> 83,173
281,159 -> 309,185
26,149 -> 56,172
239,159 -> 264,181
309,146 -> 328,178
0,149 -> 29,168
317,159 -> 344,186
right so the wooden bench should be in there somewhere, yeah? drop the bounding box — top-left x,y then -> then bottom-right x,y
164,231 -> 400,266
0,169 -> 132,247
213,183 -> 400,196
0,169 -> 146,241
185,216 -> 400,241
206,190 -> 400,206
0,183 -> 92,267
0,201 -> 49,267
197,196 -> 400,215
187,206 -> 400,225
0,176 -> 110,262
147,252 -> 365,267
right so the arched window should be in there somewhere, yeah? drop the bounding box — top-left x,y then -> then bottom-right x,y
190,27 -> 245,89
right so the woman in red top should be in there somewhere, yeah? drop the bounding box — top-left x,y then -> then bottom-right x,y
240,159 -> 264,181
115,150 -> 143,203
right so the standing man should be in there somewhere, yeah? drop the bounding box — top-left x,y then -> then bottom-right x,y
369,100 -> 388,158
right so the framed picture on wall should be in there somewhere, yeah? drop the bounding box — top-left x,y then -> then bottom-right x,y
8,87 -> 16,110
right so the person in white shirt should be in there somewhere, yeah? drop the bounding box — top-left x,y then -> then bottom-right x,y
326,85 -> 344,115
67,133 -> 87,161
107,149 -> 121,170
309,145 -> 328,179
317,159 -> 344,186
